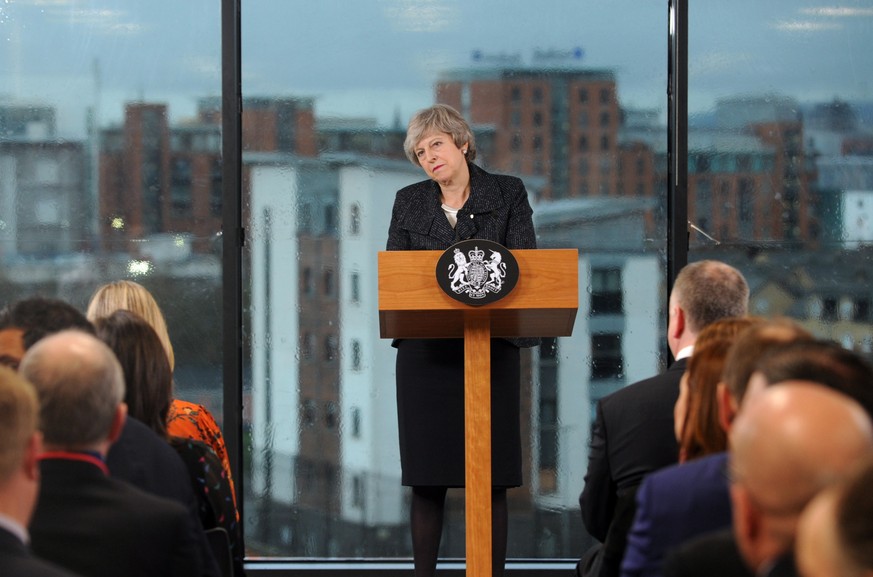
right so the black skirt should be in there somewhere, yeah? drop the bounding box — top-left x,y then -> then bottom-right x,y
395,338 -> 522,487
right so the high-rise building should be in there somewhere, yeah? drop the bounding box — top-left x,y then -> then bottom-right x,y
99,97 -> 317,253
436,66 -> 622,202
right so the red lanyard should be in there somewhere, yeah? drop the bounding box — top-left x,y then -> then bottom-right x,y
39,451 -> 110,476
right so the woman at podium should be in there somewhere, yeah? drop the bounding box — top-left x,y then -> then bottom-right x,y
386,104 -> 538,577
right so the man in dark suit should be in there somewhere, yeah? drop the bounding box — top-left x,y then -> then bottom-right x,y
21,330 -> 205,577
0,366 -> 82,577
664,383 -> 873,577
0,296 -> 221,577
620,319 -> 814,577
578,260 -> 749,577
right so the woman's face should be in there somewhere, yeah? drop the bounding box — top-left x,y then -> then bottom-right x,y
674,373 -> 690,442
414,131 -> 468,185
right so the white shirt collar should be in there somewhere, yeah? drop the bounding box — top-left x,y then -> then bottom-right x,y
675,345 -> 694,361
0,512 -> 28,545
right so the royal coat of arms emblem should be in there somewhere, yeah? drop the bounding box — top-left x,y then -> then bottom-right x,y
436,239 -> 519,306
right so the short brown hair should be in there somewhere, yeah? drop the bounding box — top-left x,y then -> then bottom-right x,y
0,366 -> 39,482
672,260 -> 749,334
721,318 -> 813,404
20,330 -> 125,449
403,104 -> 476,166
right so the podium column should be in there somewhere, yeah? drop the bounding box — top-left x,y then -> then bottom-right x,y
464,310 -> 492,577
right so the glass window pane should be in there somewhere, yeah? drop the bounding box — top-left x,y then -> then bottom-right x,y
689,3 -> 873,352
0,4 -> 222,410
242,0 -> 666,561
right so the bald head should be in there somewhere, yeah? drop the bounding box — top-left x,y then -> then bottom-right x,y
19,330 -> 125,451
730,382 -> 873,571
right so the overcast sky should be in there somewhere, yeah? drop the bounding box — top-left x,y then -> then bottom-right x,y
1,0 -> 871,138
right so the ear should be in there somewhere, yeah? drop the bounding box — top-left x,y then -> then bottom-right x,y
23,431 -> 43,482
731,484 -> 762,565
717,382 -> 737,433
671,305 -> 686,341
107,403 -> 128,445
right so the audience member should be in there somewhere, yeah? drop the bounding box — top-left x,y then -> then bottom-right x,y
21,330 -> 205,577
0,296 -> 221,576
95,310 -> 244,576
87,280 -> 237,510
621,317 -> 760,577
796,458 -> 873,577
665,383 -> 873,577
579,260 -> 749,577
747,338 -> 873,419
0,366 -> 82,577
676,325 -> 748,461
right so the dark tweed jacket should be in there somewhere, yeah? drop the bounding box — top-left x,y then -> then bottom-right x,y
386,162 -> 537,251
386,162 -> 538,347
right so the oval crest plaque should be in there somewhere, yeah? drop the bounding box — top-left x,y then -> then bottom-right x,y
435,239 -> 519,306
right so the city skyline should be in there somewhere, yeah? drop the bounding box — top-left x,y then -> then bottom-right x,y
3,1 -> 873,137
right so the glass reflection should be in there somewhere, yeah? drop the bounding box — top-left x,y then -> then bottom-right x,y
241,0 -> 666,560
0,0 -> 223,443
689,2 -> 873,356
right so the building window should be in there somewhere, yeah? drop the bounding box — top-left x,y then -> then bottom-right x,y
599,111 -> 610,127
591,268 -> 623,314
532,87 -> 543,103
577,110 -> 589,127
510,85 -> 521,102
532,135 -> 543,151
578,88 -> 589,103
350,272 -> 360,303
599,87 -> 612,104
352,475 -> 365,508
591,333 -> 623,379
578,135 -> 588,152
323,268 -> 335,296
511,110 -> 521,127
822,297 -> 838,321
856,299 -> 870,322
303,399 -> 317,427
351,407 -> 361,438
302,267 -> 314,296
170,157 -> 192,216
351,339 -> 362,370
600,135 -> 610,151
511,133 -> 522,152
301,332 -> 313,359
349,203 -> 361,235
324,203 -> 337,232
325,402 -> 338,429
324,335 -> 338,362
533,111 -> 543,126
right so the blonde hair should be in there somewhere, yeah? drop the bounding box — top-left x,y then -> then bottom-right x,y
403,104 -> 476,166
0,366 -> 39,482
86,280 -> 175,370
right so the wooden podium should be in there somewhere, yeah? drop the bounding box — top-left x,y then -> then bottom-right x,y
378,248 -> 578,576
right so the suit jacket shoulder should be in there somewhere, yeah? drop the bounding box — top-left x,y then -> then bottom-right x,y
0,528 -> 82,577
663,529 -> 754,577
386,162 -> 536,251
621,453 -> 732,577
580,358 -> 688,541
31,459 -> 204,577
